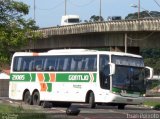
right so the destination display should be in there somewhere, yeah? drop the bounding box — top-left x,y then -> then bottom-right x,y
111,55 -> 144,67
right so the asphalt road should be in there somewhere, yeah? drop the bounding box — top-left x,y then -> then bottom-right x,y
0,97 -> 160,119
46,104 -> 160,119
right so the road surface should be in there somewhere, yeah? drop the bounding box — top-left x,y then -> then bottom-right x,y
0,97 -> 160,119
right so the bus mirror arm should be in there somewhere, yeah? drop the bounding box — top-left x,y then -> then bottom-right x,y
109,63 -> 115,75
145,66 -> 153,80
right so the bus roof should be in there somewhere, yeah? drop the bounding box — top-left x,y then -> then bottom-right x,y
13,49 -> 142,58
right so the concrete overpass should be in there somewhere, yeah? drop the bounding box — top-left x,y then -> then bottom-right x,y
25,19 -> 160,54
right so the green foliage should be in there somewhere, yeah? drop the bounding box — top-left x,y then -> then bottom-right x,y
125,11 -> 160,19
84,15 -> 104,23
140,49 -> 160,75
154,104 -> 160,110
0,0 -> 39,68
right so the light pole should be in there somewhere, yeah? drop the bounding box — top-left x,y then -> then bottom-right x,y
99,0 -> 102,21
65,0 -> 67,15
130,0 -> 140,19
130,3 -> 153,19
34,0 -> 36,20
138,0 -> 140,19
125,33 -> 127,53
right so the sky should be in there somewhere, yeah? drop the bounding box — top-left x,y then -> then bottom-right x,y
16,0 -> 160,28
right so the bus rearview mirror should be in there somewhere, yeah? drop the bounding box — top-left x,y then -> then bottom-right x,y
109,63 -> 115,75
145,66 -> 153,79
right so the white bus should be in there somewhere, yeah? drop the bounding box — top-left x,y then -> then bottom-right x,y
9,49 -> 153,109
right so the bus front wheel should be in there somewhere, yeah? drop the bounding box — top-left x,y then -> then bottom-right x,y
88,92 -> 96,108
32,91 -> 40,105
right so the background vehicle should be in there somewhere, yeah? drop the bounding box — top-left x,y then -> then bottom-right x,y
9,49 -> 153,109
61,15 -> 80,26
107,16 -> 122,21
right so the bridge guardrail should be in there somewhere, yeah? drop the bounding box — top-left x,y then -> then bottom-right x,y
36,19 -> 160,38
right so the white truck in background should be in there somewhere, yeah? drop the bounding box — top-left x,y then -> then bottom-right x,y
61,15 -> 80,26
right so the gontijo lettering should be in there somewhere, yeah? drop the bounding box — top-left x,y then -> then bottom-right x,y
68,75 -> 89,81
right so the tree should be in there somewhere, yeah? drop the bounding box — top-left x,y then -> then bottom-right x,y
140,48 -> 160,75
84,15 -> 104,23
0,0 -> 39,68
126,10 -> 160,75
125,11 -> 160,19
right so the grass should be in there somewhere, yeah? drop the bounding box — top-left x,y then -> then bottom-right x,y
144,101 -> 160,110
0,103 -> 47,119
0,103 -> 24,113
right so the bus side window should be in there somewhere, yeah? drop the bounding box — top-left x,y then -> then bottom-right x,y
81,60 -> 86,71
16,57 -> 24,71
77,60 -> 83,71
34,57 -> 45,71
88,59 -> 93,71
35,65 -> 42,71
99,55 -> 110,89
22,57 -> 33,71
13,57 -> 19,71
70,58 -> 76,71
29,60 -> 34,71
43,58 -> 48,71
44,57 -> 56,71
57,57 -> 64,71
84,58 -> 89,71
63,57 -> 71,71
88,58 -> 96,71
49,66 -> 55,71
22,61 -> 26,71
93,58 -> 97,71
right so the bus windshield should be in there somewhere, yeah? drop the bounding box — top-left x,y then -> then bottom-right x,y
112,66 -> 146,92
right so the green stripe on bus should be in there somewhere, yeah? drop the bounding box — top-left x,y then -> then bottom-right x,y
10,73 -> 31,82
44,73 -> 50,82
10,73 -> 36,82
10,73 -> 97,83
47,83 -> 52,92
56,73 -> 96,82
31,74 -> 36,82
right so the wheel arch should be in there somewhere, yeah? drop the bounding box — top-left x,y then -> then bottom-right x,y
85,90 -> 94,103
31,89 -> 40,96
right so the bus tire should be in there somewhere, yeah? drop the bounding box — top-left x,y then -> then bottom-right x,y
32,91 -> 40,105
28,95 -> 33,105
23,91 -> 31,104
118,104 -> 125,110
88,92 -> 96,108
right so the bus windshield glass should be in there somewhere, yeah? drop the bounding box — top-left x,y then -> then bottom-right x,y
112,66 -> 146,92
111,55 -> 145,92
